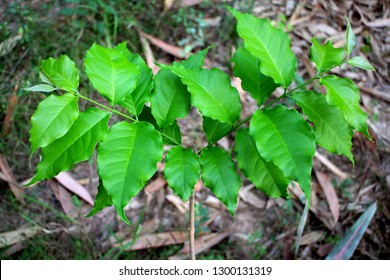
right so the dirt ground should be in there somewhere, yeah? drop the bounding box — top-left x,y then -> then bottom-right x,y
0,0 -> 389,259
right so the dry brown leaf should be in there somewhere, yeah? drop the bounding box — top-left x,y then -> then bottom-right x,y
194,179 -> 203,192
300,230 -> 326,245
315,151 -> 349,179
164,0 -> 175,11
166,194 -> 189,214
0,226 -> 41,249
49,180 -> 77,218
3,85 -> 18,135
138,30 -> 160,75
54,172 -> 94,205
239,185 -> 266,209
144,176 -> 167,194
115,231 -> 187,251
139,30 -> 188,59
169,232 -> 229,259
0,154 -> 24,203
314,170 -> 340,223
180,0 -> 204,7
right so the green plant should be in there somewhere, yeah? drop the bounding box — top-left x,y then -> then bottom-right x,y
24,7 -> 374,259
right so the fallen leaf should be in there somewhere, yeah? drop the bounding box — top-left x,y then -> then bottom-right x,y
300,230 -> 326,245
180,0 -> 204,7
2,85 -> 18,135
315,170 -> 340,223
0,154 -> 24,203
315,151 -> 349,179
164,0 -> 175,11
114,231 -> 187,251
0,226 -> 41,249
326,202 -> 377,260
239,185 -> 266,209
138,30 -> 160,75
54,172 -> 94,205
166,194 -> 188,214
49,180 -> 77,218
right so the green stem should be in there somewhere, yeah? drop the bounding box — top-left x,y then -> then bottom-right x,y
75,92 -> 181,146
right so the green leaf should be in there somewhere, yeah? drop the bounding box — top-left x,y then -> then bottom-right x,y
347,56 -> 375,71
229,7 -> 297,87
326,202 -> 377,260
40,55 -> 79,92
115,43 -> 154,116
235,129 -> 289,197
84,43 -> 140,105
150,69 -> 191,128
292,91 -> 354,162
23,84 -> 57,92
309,38 -> 344,73
29,108 -> 110,185
86,180 -> 113,217
29,93 -> 79,153
345,17 -> 356,57
249,105 -> 316,200
164,146 -> 200,201
200,147 -> 241,215
320,75 -> 370,138
162,121 -> 182,146
97,121 -> 163,224
203,116 -> 232,144
173,47 -> 209,69
169,66 -> 241,124
231,48 -> 278,106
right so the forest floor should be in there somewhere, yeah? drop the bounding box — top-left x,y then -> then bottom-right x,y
0,0 -> 389,260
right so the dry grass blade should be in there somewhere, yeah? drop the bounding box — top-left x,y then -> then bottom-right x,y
0,226 -> 41,249
0,155 -> 24,203
315,170 -> 340,223
314,151 -> 349,179
54,172 -> 94,205
114,231 -> 187,251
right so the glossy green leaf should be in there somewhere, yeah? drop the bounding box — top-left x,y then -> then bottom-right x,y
203,116 -> 232,144
231,48 -> 278,106
150,69 -> 191,128
200,147 -> 241,215
29,108 -> 110,185
84,43 -> 140,105
162,121 -> 182,146
29,93 -> 79,153
115,42 -> 154,116
169,66 -> 241,124
249,105 -> 316,200
86,180 -> 113,217
345,17 -> 356,57
326,202 -> 377,260
292,91 -> 353,162
173,47 -> 209,69
320,75 -> 370,138
347,56 -> 375,71
40,55 -> 79,92
309,38 -> 344,73
164,146 -> 200,201
235,129 -> 289,197
229,7 -> 297,87
23,84 -> 57,92
97,121 -> 163,224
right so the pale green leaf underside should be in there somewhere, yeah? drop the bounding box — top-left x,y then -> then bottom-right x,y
87,180 -> 113,217
249,105 -> 316,200
40,55 -> 79,92
164,146 -> 200,201
345,17 -> 356,57
23,84 -> 57,92
235,129 -> 289,197
203,116 -> 232,144
231,48 -> 278,106
150,69 -> 191,128
85,43 -> 140,105
292,91 -> 353,162
310,38 -> 344,73
97,121 -> 163,224
347,56 -> 375,71
170,66 -> 241,124
200,147 -> 241,216
29,108 -> 110,185
115,43 -> 154,116
229,7 -> 297,87
30,93 -> 79,153
320,75 -> 370,138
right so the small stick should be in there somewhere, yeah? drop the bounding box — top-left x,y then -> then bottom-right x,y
189,192 -> 196,260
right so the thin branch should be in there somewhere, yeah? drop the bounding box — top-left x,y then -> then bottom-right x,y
189,192 -> 196,260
